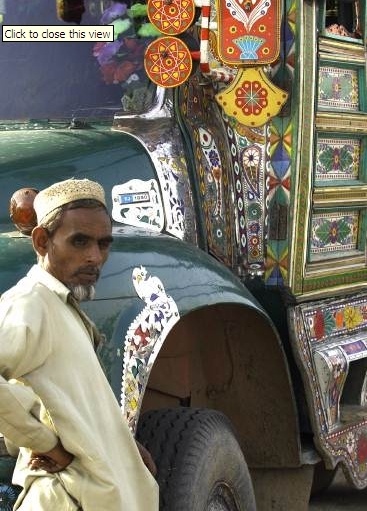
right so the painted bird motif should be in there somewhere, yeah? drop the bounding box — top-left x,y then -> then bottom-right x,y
225,0 -> 272,32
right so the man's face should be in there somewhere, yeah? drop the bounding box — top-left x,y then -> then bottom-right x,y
39,207 -> 113,299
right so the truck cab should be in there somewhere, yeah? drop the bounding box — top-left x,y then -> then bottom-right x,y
1,0 -> 367,509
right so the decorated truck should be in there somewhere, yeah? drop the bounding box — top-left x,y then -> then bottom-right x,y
1,0 -> 367,509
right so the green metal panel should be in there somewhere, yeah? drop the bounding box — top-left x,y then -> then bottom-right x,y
0,124 -> 157,231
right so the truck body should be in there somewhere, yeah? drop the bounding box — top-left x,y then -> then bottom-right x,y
1,0 -> 367,509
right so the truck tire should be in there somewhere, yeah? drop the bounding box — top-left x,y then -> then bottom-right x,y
310,462 -> 337,496
136,407 -> 256,511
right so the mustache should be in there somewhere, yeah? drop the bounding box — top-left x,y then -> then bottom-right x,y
72,266 -> 100,278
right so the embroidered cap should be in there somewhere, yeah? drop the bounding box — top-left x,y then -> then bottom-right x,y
34,178 -> 107,224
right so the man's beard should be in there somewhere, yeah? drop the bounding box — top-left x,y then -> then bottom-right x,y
68,284 -> 96,302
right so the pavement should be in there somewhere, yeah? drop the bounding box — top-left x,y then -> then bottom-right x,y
309,468 -> 367,510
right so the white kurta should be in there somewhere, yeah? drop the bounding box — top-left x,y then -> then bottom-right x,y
0,265 -> 159,510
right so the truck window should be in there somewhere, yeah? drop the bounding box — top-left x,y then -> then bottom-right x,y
323,0 -> 363,38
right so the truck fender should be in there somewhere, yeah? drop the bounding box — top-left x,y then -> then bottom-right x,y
99,236 -> 303,468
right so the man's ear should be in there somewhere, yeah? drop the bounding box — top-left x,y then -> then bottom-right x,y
32,226 -> 49,256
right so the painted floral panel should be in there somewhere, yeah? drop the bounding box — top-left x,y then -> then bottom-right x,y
310,211 -> 359,259
318,67 -> 359,110
316,138 -> 360,182
305,302 -> 367,344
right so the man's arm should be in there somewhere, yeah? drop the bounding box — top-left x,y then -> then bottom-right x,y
0,376 -> 58,453
0,297 -> 59,454
0,379 -> 74,473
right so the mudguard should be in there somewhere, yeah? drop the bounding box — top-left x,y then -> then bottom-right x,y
83,228 -> 302,469
87,228 -> 271,413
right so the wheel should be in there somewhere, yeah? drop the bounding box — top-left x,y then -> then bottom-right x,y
310,462 -> 337,496
136,407 -> 256,510
0,483 -> 22,510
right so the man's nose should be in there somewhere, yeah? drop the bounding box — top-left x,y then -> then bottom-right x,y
86,243 -> 104,265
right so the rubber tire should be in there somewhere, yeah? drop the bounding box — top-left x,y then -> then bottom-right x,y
136,407 -> 256,511
310,462 -> 337,496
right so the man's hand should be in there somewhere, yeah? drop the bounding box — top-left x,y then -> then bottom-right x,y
29,440 -> 74,473
136,440 -> 157,477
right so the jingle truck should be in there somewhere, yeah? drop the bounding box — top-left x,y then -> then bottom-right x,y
1,0 -> 367,509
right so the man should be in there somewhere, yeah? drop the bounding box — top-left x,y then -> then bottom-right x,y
0,178 -> 159,510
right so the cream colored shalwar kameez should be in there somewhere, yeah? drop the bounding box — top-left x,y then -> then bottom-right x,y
0,265 -> 159,510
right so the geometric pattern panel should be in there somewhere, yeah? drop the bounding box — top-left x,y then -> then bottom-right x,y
318,66 -> 359,111
316,137 -> 361,182
264,0 -> 296,286
310,211 -> 359,260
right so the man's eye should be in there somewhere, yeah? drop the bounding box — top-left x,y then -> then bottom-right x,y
73,237 -> 88,247
99,240 -> 112,250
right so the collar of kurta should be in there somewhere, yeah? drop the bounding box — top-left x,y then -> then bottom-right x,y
27,265 -> 104,350
27,265 -> 70,303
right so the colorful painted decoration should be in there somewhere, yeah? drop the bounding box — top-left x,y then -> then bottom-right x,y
290,294 -> 367,488
121,266 -> 180,430
314,347 -> 348,428
305,301 -> 367,343
310,211 -> 359,260
216,67 -> 288,127
223,113 -> 267,273
318,66 -> 359,111
147,0 -> 195,35
144,36 -> 192,87
180,77 -> 235,266
198,127 -> 224,218
154,154 -> 188,239
198,0 -> 235,83
216,0 -> 281,65
316,138 -> 360,182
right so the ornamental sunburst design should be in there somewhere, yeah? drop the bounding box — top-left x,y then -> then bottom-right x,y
145,38 -> 191,86
235,80 -> 268,116
148,0 -> 194,34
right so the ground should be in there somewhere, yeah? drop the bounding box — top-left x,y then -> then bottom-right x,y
309,468 -> 367,510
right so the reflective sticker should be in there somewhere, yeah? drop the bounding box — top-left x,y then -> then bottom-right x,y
121,266 -> 180,430
112,179 -> 165,231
